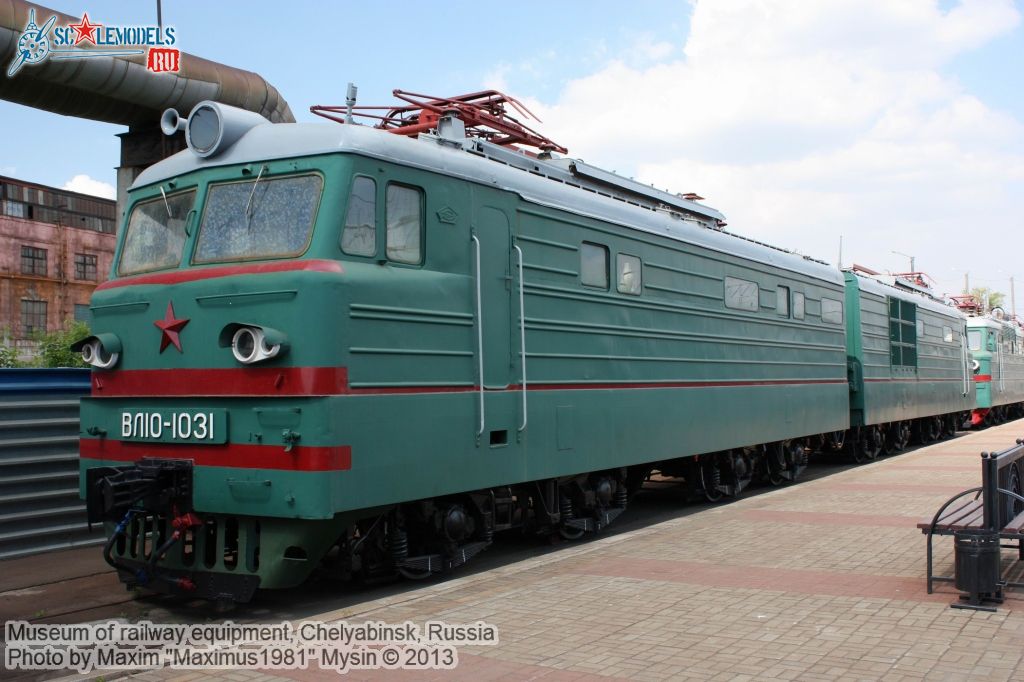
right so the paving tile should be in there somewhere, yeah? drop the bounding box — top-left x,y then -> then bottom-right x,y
113,421 -> 1024,681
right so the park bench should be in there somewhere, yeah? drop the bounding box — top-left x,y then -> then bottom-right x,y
918,438 -> 1024,610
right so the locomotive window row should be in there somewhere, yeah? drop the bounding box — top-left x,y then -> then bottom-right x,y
776,286 -> 790,316
579,244 -> 643,294
340,178 -> 423,265
196,175 -> 321,264
386,185 -> 423,264
581,242 -> 609,289
118,190 -> 195,275
725,276 -> 759,311
617,253 -> 642,295
793,291 -> 806,320
889,297 -> 918,368
821,297 -> 843,324
341,176 -> 376,256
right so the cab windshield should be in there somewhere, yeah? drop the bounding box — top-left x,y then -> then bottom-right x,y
967,330 -> 982,351
194,174 -> 322,263
118,190 -> 196,275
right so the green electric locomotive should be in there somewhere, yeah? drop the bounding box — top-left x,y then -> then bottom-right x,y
966,313 -> 1024,425
74,92 -> 999,602
842,271 -> 974,459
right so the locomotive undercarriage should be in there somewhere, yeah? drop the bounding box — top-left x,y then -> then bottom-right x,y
324,469 -> 634,583
86,405 -> 1014,603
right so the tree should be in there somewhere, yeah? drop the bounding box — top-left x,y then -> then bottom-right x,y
969,287 -> 1005,312
34,321 -> 91,368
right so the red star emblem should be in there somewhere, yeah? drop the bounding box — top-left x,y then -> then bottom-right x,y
154,301 -> 189,353
68,13 -> 100,45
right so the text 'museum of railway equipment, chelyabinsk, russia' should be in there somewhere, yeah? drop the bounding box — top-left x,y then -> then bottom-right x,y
74,89 -> 1024,602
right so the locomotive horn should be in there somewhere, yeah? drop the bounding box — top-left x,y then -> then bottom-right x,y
160,108 -> 185,136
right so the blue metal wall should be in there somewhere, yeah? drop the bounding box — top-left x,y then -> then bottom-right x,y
0,369 -> 98,559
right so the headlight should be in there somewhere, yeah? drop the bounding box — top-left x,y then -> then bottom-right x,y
231,326 -> 282,365
971,359 -> 981,373
72,334 -> 121,370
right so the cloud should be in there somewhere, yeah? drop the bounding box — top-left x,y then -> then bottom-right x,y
63,174 -> 116,200
527,0 -> 1022,296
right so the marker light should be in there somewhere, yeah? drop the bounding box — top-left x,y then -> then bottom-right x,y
231,326 -> 282,365
74,335 -> 121,370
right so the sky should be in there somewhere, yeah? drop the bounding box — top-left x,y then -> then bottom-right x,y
1,0 -> 1022,304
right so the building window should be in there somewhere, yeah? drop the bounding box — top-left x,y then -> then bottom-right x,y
341,176 -> 377,256
3,200 -> 25,218
20,300 -> 47,336
616,253 -> 642,295
20,245 -> 47,276
793,291 -> 805,320
724,276 -> 759,312
889,297 -> 917,368
74,304 -> 91,323
821,297 -> 844,324
776,285 -> 790,317
74,253 -> 98,281
580,242 -> 609,289
385,184 -> 422,264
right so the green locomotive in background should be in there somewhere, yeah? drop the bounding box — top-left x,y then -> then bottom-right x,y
965,312 -> 1024,426
75,93 -> 1021,602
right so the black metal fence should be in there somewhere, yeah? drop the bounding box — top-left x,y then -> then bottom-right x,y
0,368 -> 97,559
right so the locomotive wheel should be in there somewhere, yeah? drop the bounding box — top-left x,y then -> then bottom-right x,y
896,421 -> 911,450
941,415 -> 957,439
699,456 -> 725,503
766,442 -> 805,486
915,417 -> 939,444
851,426 -> 881,464
824,430 -> 846,452
558,493 -> 586,540
885,421 -> 910,454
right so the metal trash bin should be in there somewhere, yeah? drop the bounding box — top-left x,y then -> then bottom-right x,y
953,530 -> 1001,595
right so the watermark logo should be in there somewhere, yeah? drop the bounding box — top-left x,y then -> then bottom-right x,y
6,9 -> 179,78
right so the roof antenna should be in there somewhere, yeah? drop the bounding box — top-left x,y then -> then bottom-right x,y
345,83 -> 358,124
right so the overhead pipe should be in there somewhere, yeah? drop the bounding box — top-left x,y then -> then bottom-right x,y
0,0 -> 294,126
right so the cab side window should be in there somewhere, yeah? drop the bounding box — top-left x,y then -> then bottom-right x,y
581,242 -> 609,289
340,176 -> 376,256
793,291 -> 805,320
386,184 -> 422,264
617,253 -> 641,295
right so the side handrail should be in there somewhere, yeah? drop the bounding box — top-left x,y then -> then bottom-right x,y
471,234 -> 484,438
960,331 -> 969,396
999,341 -> 1005,390
513,244 -> 527,432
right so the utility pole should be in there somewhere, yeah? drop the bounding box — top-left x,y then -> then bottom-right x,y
837,235 -> 843,270
892,250 -> 914,273
1011,276 -> 1017,319
964,272 -> 969,295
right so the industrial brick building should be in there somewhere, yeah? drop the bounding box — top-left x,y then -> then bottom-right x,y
0,175 -> 116,356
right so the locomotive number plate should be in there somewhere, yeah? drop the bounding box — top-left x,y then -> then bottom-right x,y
120,409 -> 228,444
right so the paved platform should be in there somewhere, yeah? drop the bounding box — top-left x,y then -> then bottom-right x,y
26,423 -> 1024,681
